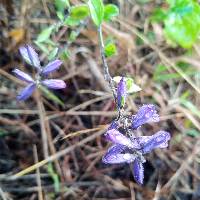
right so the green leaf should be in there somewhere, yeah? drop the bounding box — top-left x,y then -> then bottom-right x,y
69,30 -> 79,42
37,26 -> 54,43
103,4 -> 119,21
105,41 -> 117,57
185,129 -> 200,137
47,163 -> 60,193
40,86 -> 65,107
34,41 -> 49,54
48,47 -> 59,61
70,4 -> 90,20
164,0 -> 200,48
150,8 -> 167,22
166,0 -> 176,6
136,0 -> 150,4
56,11 -> 65,21
55,0 -> 70,12
60,49 -> 70,61
64,16 -> 81,26
153,64 -> 198,82
88,0 -> 104,26
45,39 -> 57,46
180,99 -> 200,119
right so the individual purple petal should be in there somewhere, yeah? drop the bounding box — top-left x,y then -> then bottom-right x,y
102,144 -> 127,162
132,104 -> 160,129
129,136 -> 148,149
117,77 -> 127,109
17,83 -> 36,101
102,145 -> 136,164
142,131 -> 171,154
107,121 -> 119,130
132,158 -> 144,185
19,45 -> 41,68
130,134 -> 153,147
41,60 -> 62,76
104,129 -> 137,149
42,79 -> 66,89
12,69 -> 34,83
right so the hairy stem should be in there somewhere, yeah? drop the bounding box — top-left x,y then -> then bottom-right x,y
97,25 -> 117,103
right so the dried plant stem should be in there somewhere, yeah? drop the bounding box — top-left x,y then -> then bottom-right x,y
97,25 -> 117,103
36,90 -> 49,159
36,91 -> 62,177
12,129 -> 105,178
0,187 -> 9,200
33,145 -> 43,200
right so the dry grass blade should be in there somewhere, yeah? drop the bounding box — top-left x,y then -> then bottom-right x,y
33,145 -> 43,200
12,129 -> 105,178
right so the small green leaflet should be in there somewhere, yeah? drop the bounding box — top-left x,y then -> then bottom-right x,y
34,41 -> 49,54
113,76 -> 142,93
105,40 -> 117,57
60,49 -> 70,61
70,5 -> 90,20
48,47 -> 59,61
55,0 -> 70,12
36,26 -> 54,43
56,11 -> 65,21
69,30 -> 79,42
104,4 -> 119,21
88,0 -> 104,26
150,8 -> 167,22
185,129 -> 200,137
64,16 -> 81,26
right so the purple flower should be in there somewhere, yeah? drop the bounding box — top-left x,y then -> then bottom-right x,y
19,45 -> 41,68
132,158 -> 144,185
41,60 -> 62,76
132,104 -> 159,129
117,77 -> 127,109
102,128 -> 170,185
13,45 -> 66,101
12,69 -> 34,83
17,83 -> 36,101
42,79 -> 66,89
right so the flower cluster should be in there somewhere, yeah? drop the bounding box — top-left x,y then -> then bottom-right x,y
13,45 -> 66,101
102,78 -> 171,185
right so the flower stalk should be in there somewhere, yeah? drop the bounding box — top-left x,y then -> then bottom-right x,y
97,25 -> 117,104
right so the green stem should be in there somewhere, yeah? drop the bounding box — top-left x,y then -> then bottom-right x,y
97,25 -> 117,103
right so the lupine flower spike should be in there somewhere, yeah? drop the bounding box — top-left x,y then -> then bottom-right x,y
103,104 -> 170,185
13,45 -> 66,101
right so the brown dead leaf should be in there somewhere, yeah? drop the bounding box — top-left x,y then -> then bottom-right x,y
8,28 -> 25,44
